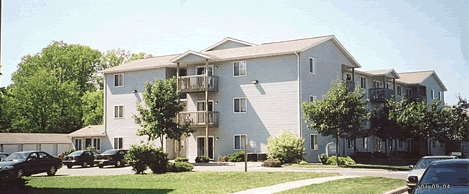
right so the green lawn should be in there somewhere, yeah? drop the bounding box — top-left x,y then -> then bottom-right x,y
278,176 -> 405,194
285,163 -> 410,171
16,172 -> 338,194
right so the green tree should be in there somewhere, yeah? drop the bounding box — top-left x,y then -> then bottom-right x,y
81,90 -> 104,126
132,77 -> 194,147
437,96 -> 469,154
0,86 -> 13,132
302,80 -> 369,165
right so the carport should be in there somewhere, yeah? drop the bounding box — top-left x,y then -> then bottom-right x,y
0,133 -> 73,156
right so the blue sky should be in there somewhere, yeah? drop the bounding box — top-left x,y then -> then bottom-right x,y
2,0 -> 468,105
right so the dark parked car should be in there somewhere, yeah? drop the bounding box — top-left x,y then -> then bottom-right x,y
0,151 -> 63,180
0,152 -> 9,161
406,155 -> 458,193
62,150 -> 100,168
95,149 -> 128,168
411,159 -> 469,194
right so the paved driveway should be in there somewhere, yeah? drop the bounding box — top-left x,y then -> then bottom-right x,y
31,163 -> 409,180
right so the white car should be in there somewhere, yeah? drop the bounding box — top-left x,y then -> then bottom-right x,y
406,155 -> 458,193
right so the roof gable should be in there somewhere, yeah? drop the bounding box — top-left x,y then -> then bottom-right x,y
361,69 -> 400,79
170,50 -> 215,64
202,37 -> 256,52
398,70 -> 447,91
68,125 -> 106,137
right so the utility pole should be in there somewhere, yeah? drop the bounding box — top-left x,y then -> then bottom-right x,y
244,135 -> 248,172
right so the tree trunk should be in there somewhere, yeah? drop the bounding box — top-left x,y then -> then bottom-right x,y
384,138 -> 388,156
353,138 -> 357,155
336,136 -> 339,166
160,136 -> 164,149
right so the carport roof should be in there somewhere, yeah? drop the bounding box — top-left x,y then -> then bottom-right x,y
68,125 -> 106,137
0,133 -> 71,144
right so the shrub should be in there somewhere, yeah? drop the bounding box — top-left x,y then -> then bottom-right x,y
148,149 -> 169,174
85,146 -> 97,151
59,148 -> 76,161
266,131 -> 305,163
167,162 -> 194,172
174,157 -> 189,163
318,153 -> 328,165
217,154 -> 230,162
262,159 -> 282,167
228,151 -> 245,162
326,156 -> 356,166
125,144 -> 168,174
299,160 -> 308,165
195,156 -> 210,163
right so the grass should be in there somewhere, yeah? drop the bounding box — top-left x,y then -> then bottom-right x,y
10,172 -> 338,194
285,163 -> 411,171
278,176 -> 405,194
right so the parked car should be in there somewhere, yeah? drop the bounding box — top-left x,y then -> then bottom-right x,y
410,159 -> 469,194
0,152 -> 9,161
62,150 -> 100,168
0,151 -> 63,180
95,149 -> 128,168
406,155 -> 458,193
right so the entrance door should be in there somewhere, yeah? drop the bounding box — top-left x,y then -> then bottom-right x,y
197,137 -> 214,160
196,101 -> 214,124
175,139 -> 186,158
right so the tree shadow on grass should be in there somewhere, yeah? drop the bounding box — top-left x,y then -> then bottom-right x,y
5,188 -> 174,194
344,165 -> 410,171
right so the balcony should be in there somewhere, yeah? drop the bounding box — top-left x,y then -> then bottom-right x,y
369,88 -> 395,102
346,80 -> 355,92
178,75 -> 219,93
178,111 -> 219,127
409,94 -> 427,103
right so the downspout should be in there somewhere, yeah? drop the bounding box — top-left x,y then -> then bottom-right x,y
295,52 -> 301,138
103,73 -> 107,135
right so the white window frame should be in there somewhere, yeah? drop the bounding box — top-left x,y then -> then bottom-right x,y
398,140 -> 403,148
310,134 -> 318,150
431,89 -> 435,99
347,138 -> 354,149
74,138 -> 83,150
233,97 -> 247,113
362,137 -> 368,149
114,105 -> 124,119
196,65 -> 214,76
438,91 -> 442,100
360,77 -> 367,89
397,86 -> 402,95
114,137 -> 123,149
92,138 -> 101,151
233,134 -> 247,150
114,73 -> 124,87
309,95 -> 316,102
233,61 -> 247,77
309,57 -> 317,74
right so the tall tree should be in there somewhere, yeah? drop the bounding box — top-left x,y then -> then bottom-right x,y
0,86 -> 13,132
81,90 -> 104,126
302,80 -> 369,165
437,95 -> 469,154
133,77 -> 194,147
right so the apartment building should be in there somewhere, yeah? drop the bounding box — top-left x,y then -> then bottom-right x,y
85,35 -> 447,162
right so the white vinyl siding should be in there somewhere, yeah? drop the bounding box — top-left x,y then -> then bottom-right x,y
233,98 -> 247,113
114,74 -> 124,87
234,135 -> 246,150
233,61 -> 247,76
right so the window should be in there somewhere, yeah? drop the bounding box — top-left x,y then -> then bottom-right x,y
362,137 -> 368,149
309,58 -> 317,74
93,138 -> 101,151
398,140 -> 403,148
397,86 -> 402,95
233,61 -> 246,76
310,135 -> 318,150
234,135 -> 246,150
309,96 -> 316,102
438,91 -> 442,100
386,83 -> 390,89
360,77 -> 367,89
406,89 -> 412,96
234,98 -> 247,113
114,105 -> 124,118
373,81 -> 380,88
114,74 -> 124,87
347,138 -> 354,149
431,89 -> 435,99
114,137 -> 123,149
74,138 -> 83,150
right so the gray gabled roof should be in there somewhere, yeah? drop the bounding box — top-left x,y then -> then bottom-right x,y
0,133 -> 71,144
68,125 -> 106,137
100,35 -> 361,74
398,70 -> 447,91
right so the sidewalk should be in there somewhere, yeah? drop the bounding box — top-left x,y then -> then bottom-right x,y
231,175 -> 362,194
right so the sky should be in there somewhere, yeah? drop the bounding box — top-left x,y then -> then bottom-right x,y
1,0 -> 468,105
